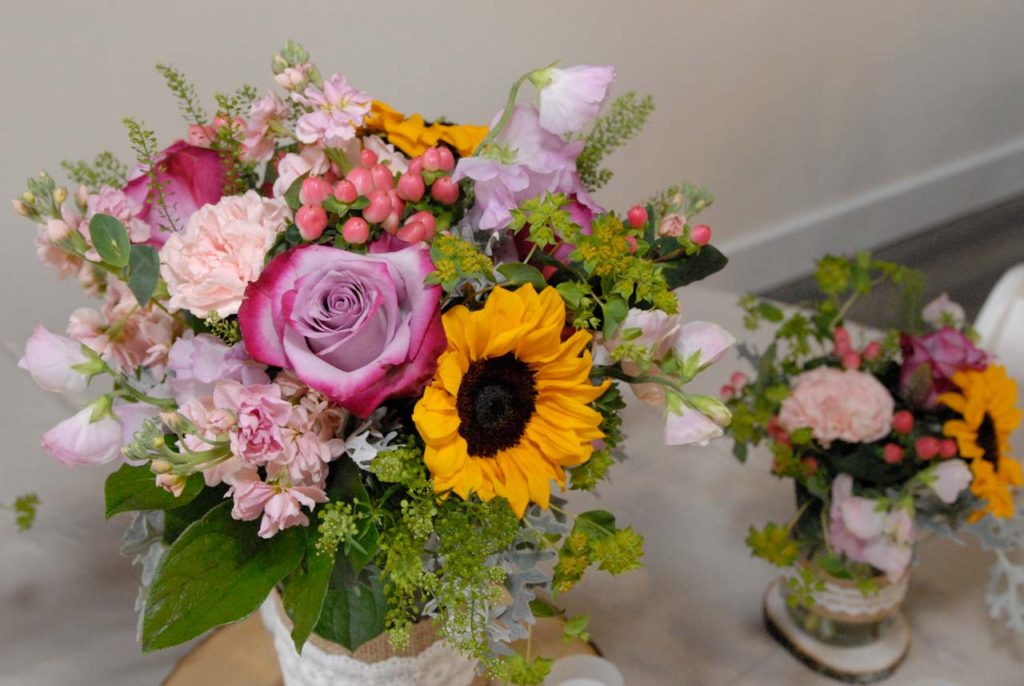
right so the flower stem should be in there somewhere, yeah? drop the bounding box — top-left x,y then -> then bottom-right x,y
473,73 -> 530,155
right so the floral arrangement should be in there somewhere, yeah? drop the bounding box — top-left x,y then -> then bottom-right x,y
726,253 -> 1024,628
12,41 -> 733,682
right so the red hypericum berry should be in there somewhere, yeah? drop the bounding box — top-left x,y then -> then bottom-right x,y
915,436 -> 941,460
422,147 -> 443,172
720,384 -> 735,399
296,204 -> 328,241
436,146 -> 455,172
627,205 -> 648,228
333,179 -> 358,204
939,438 -> 958,459
833,326 -> 852,357
341,217 -> 370,245
862,340 -> 883,361
370,164 -> 394,191
883,443 -> 905,464
841,352 -> 862,370
690,224 -> 712,246
299,176 -> 332,206
397,220 -> 427,244
730,372 -> 749,390
407,157 -> 425,176
359,149 -> 378,168
396,173 -> 426,202
407,210 -> 437,238
625,235 -> 638,254
345,167 -> 374,196
892,410 -> 914,434
431,176 -> 460,205
801,457 -> 819,475
362,189 -> 393,224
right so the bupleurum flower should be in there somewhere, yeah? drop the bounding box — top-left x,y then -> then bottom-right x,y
412,285 -> 608,517
940,364 -> 1023,520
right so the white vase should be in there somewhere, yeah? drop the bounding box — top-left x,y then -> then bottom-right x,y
259,591 -> 477,686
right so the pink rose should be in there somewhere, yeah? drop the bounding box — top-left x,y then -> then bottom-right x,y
123,140 -> 226,244
239,244 -> 445,418
658,213 -> 686,238
160,191 -> 291,317
900,327 -> 988,408
779,367 -> 894,446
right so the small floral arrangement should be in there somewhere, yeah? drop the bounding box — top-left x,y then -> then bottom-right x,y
12,41 -> 733,682
726,253 -> 1024,628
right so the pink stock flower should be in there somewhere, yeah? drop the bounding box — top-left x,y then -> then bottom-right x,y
274,63 -> 312,91
160,191 -> 291,317
19,324 -> 91,393
227,470 -> 327,538
779,367 -> 894,446
900,327 -> 988,408
212,380 -> 293,465
829,474 -> 914,582
534,65 -> 615,135
293,73 -> 371,148
41,405 -> 123,466
242,93 -> 289,163
123,141 -> 226,244
272,146 -> 331,198
166,332 -> 270,402
238,244 -> 445,418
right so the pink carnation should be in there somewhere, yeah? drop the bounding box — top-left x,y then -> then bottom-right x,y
212,380 -> 292,465
160,191 -> 291,317
779,367 -> 894,446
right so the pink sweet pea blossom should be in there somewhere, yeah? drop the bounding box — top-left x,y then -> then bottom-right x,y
779,367 -> 894,446
19,324 -> 92,393
534,65 -> 615,135
921,293 -> 966,329
929,460 -> 973,504
212,380 -> 293,465
664,403 -> 723,446
673,321 -> 736,369
41,405 -> 123,466
829,474 -> 914,583
293,74 -> 371,148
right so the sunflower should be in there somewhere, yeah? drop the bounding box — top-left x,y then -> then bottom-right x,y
364,101 -> 488,158
413,285 -> 609,517
939,364 -> 1023,520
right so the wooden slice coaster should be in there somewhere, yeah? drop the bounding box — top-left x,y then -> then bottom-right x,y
762,578 -> 911,684
163,614 -> 597,686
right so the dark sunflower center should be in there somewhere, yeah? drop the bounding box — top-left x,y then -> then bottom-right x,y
977,412 -> 1000,467
456,353 -> 537,457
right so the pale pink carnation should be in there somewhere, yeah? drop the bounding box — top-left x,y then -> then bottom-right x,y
779,367 -> 894,446
160,191 -> 290,317
293,73 -> 371,147
213,380 -> 292,465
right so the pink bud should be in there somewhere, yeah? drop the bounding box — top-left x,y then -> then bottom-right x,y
627,205 -> 648,228
690,224 -> 712,246
397,220 -> 427,244
883,443 -> 905,464
436,147 -> 455,172
341,217 -> 370,244
299,176 -> 332,206
333,180 -> 358,204
939,439 -> 958,459
345,167 -> 375,196
408,157 -> 425,176
833,326 -> 852,357
360,149 -> 378,168
841,352 -> 862,370
730,372 -> 748,390
892,411 -> 914,434
406,211 -> 437,238
396,173 -> 426,202
370,164 -> 394,190
625,235 -> 638,253
915,436 -> 941,461
719,384 -> 735,399
296,204 -> 328,240
423,147 -> 443,172
362,189 -> 393,224
431,176 -> 460,205
862,340 -> 883,360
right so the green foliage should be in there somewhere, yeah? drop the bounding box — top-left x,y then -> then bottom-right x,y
563,614 -> 591,643
142,502 -> 305,651
577,91 -> 655,191
568,449 -> 613,491
61,151 -> 128,191
104,463 -> 203,518
508,193 -> 576,249
427,233 -> 496,293
6,493 -> 40,531
156,63 -> 208,126
785,566 -> 825,609
746,522 -> 800,567
645,183 -> 714,222
497,262 -> 547,291
569,383 -> 625,491
502,653 -> 554,685
282,530 -> 338,652
314,569 -> 388,651
88,213 -> 131,268
661,244 -> 728,290
128,245 -> 160,305
553,510 -> 644,593
202,312 -> 242,345
123,117 -> 178,233
212,87 -> 259,195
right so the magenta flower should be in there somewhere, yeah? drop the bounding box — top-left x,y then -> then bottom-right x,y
900,327 -> 988,407
238,244 -> 446,418
533,65 -> 615,135
293,73 -> 371,147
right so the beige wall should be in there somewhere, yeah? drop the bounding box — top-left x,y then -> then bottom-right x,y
3,0 -> 1024,340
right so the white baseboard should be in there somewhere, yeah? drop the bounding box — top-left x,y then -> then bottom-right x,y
708,136 -> 1024,293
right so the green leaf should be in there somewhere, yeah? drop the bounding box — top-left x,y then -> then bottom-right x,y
555,281 -> 584,308
142,502 -> 305,651
88,213 -> 131,267
314,571 -> 388,651
575,510 -> 616,541
497,262 -> 547,291
325,460 -> 378,574
128,245 -> 160,305
105,463 -> 203,519
162,484 -> 228,544
283,173 -> 308,211
282,531 -> 336,652
601,297 -> 629,340
529,598 -> 560,618
662,244 -> 728,290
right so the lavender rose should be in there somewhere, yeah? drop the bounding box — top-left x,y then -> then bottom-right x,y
900,327 -> 988,407
238,244 -> 445,417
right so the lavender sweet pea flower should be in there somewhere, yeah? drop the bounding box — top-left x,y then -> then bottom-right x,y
167,332 -> 270,402
533,65 -> 616,135
674,321 -> 737,369
238,244 -> 445,418
19,324 -> 92,393
42,404 -> 123,466
928,460 -> 973,504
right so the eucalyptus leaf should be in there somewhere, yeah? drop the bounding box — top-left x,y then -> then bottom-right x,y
89,213 -> 131,267
105,463 -> 203,519
497,262 -> 547,291
128,244 -> 160,305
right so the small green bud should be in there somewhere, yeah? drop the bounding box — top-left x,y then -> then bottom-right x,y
21,191 -> 35,205
151,459 -> 174,474
53,186 -> 68,204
